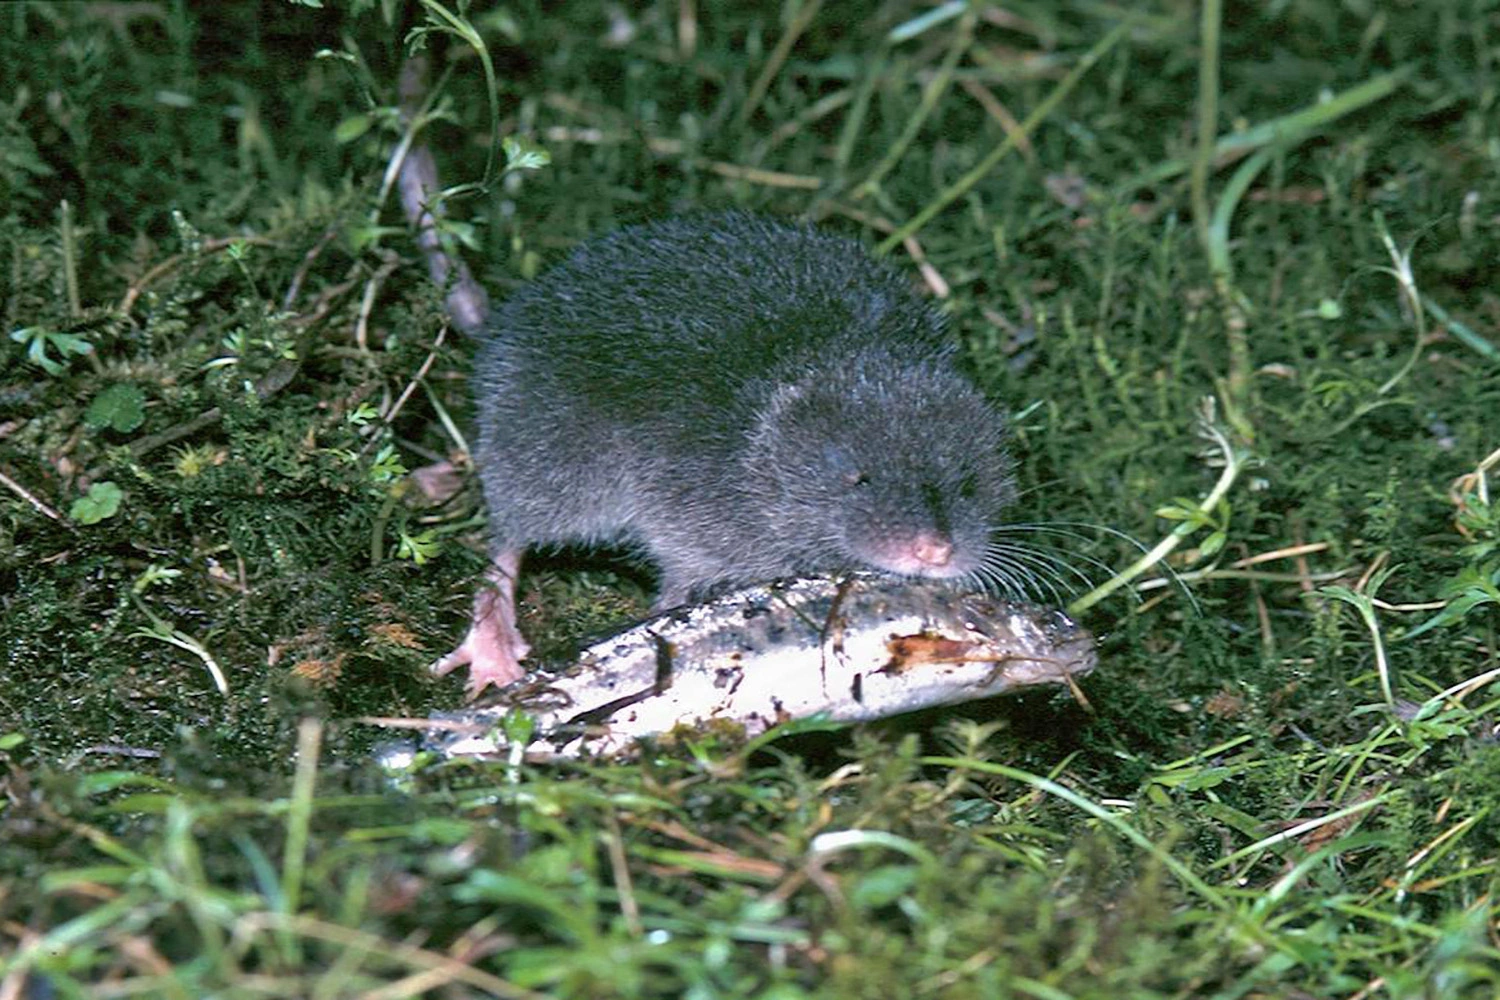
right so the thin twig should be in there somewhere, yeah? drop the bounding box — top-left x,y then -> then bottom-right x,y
281,227 -> 340,310
958,77 -> 1036,164
116,236 -> 276,315
395,54 -> 491,335
354,256 -> 402,354
360,323 -> 449,457
0,467 -> 63,521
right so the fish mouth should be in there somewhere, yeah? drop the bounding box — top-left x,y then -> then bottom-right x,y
882,618 -> 1096,673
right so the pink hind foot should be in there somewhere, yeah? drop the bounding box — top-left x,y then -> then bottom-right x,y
430,550 -> 530,700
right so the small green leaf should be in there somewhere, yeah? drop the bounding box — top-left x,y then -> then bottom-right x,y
369,444 -> 408,483
85,384 -> 147,433
345,224 -> 402,253
502,135 -> 551,173
850,865 -> 921,909
1199,530 -> 1227,557
71,481 -> 123,524
346,402 -> 381,426
500,708 -> 537,747
10,326 -> 93,375
519,249 -> 543,280
477,9 -> 523,41
1403,585 -> 1500,639
334,113 -> 372,144
435,216 -> 482,252
133,564 -> 183,594
396,527 -> 441,565
1155,499 -> 1209,524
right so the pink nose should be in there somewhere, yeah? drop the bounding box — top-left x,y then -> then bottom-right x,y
912,537 -> 953,568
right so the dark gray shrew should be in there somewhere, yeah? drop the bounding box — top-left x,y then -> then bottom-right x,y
434,212 -> 1015,696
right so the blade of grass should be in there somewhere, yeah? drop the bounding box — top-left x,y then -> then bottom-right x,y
916,756 -> 1226,906
1189,0 -> 1221,283
876,18 -> 1135,254
1422,293 -> 1500,363
739,0 -> 824,128
854,5 -> 977,199
1115,68 -> 1411,197
278,718 -> 323,965
1068,398 -> 1245,616
412,0 -> 502,186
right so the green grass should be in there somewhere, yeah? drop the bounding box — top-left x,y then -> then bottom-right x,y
3,0 -> 1500,995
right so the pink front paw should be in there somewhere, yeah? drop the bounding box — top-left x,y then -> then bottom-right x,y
431,558 -> 530,699
430,620 -> 528,698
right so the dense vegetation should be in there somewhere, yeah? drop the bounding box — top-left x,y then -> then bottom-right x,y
2,1 -> 1498,995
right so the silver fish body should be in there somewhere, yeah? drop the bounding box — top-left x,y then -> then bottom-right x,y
423,575 -> 1097,760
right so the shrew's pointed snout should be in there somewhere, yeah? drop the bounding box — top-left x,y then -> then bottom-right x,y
911,534 -> 954,569
863,530 -> 967,577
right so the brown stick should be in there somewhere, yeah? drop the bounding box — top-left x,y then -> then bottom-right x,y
395,55 -> 490,336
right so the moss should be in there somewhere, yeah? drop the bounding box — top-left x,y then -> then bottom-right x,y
4,0 -> 1500,995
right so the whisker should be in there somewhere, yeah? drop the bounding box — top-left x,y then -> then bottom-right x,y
985,541 -> 1100,584
1007,479 -> 1067,504
990,518 -> 1200,615
967,556 -> 1063,605
992,561 -> 1069,605
984,529 -> 1101,591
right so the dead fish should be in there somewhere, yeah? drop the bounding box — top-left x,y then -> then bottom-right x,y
413,575 -> 1096,761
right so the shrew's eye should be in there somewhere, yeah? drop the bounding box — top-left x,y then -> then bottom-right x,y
822,443 -> 865,486
958,474 -> 979,500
